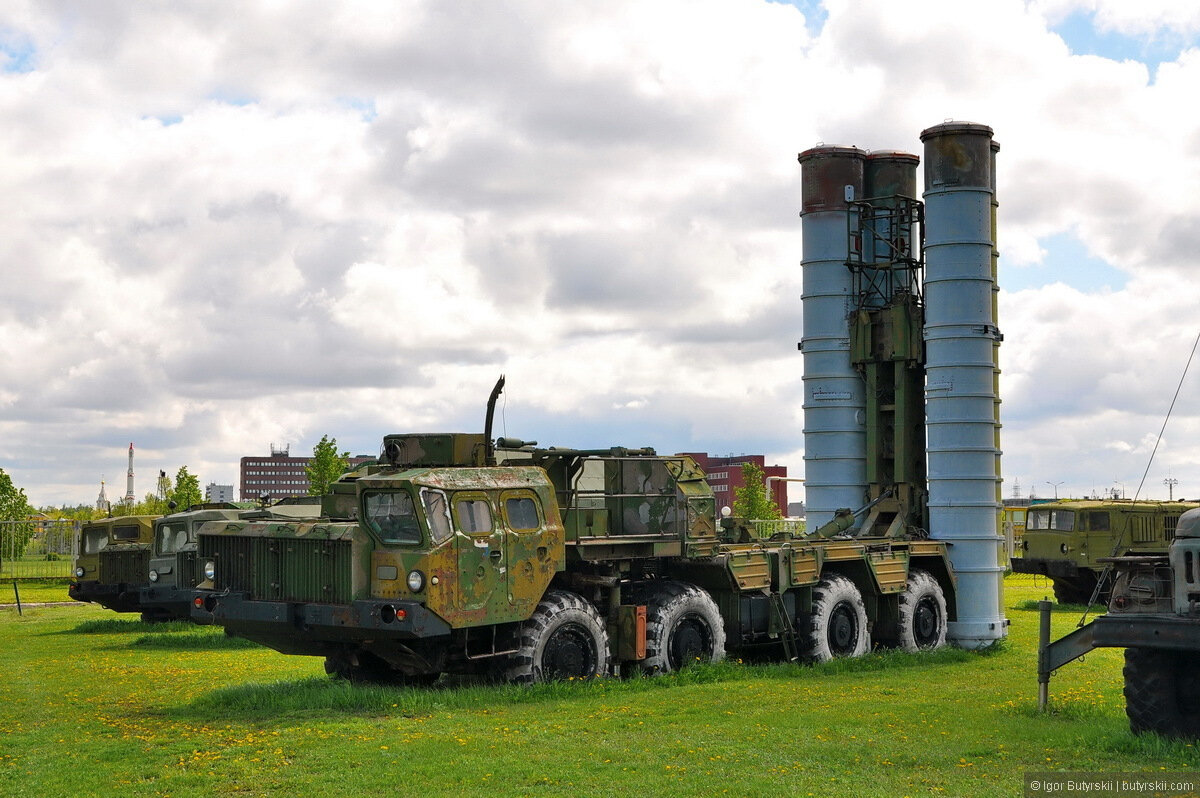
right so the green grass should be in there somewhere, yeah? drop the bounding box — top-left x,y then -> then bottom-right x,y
0,578 -> 70,605
1,575 -> 1195,797
69,618 -> 195,634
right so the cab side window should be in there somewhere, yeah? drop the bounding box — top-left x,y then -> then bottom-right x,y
456,498 -> 493,534
421,488 -> 453,545
505,496 -> 541,530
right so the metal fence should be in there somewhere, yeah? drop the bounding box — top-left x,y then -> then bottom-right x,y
0,520 -> 78,580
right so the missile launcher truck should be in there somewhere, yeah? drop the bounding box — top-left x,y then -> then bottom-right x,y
189,121 -> 1016,681
1039,506 -> 1200,738
189,383 -> 957,684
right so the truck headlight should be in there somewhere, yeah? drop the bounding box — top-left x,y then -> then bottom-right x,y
75,567 -> 85,578
203,561 -> 216,581
148,569 -> 159,582
407,570 -> 425,592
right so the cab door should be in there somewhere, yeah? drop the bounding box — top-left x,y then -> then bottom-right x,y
453,492 -> 507,617
500,489 -> 554,618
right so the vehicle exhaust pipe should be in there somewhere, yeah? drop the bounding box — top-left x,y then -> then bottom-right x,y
484,375 -> 506,466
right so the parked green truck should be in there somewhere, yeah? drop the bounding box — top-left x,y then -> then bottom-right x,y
1012,499 -> 1199,604
190,427 -> 957,684
140,499 -> 323,621
69,514 -> 160,618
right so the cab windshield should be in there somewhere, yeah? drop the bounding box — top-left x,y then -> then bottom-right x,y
1027,509 -> 1075,531
364,491 -> 422,545
82,526 -> 108,554
156,522 -> 190,554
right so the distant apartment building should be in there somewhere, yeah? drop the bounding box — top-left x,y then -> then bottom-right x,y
205,483 -> 235,503
678,452 -> 789,516
240,444 -> 373,500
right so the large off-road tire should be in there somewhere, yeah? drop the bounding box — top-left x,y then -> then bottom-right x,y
324,651 -> 440,686
636,581 -> 726,675
506,590 -> 610,684
1123,647 -> 1200,738
803,574 -> 870,663
895,569 -> 947,652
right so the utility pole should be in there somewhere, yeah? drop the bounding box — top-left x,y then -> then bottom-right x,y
1046,481 -> 1063,500
1165,477 -> 1179,501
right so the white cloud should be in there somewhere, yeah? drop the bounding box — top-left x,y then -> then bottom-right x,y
1,0 -> 1199,506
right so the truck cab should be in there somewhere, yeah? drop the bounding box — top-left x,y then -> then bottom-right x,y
140,500 -> 323,621
1014,500 -> 1198,603
190,434 -> 565,679
69,514 -> 159,616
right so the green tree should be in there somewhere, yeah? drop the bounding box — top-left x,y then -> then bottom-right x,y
732,462 -> 783,521
307,435 -> 350,496
139,491 -> 169,516
40,504 -> 103,522
0,467 -> 36,566
168,466 -> 202,510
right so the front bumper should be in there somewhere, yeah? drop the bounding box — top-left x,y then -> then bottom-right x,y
190,592 -> 452,653
1011,558 -> 1088,578
139,585 -> 198,621
68,580 -> 143,613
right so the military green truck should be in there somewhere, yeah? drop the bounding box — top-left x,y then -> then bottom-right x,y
69,514 -> 160,617
190,427 -> 957,684
1011,499 -> 1199,604
140,499 -> 323,621
1039,506 -> 1200,737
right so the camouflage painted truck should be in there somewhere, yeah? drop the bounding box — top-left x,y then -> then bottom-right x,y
69,514 -> 161,618
190,429 -> 957,684
1039,506 -> 1200,738
139,499 -> 323,621
1012,499 -> 1199,604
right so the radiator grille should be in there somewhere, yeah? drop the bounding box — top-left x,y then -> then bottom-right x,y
200,535 -> 353,603
99,549 -> 150,585
177,551 -> 199,589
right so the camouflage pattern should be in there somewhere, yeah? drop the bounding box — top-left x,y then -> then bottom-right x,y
382,433 -> 488,468
69,514 -> 159,614
190,433 -> 958,678
358,466 -> 563,627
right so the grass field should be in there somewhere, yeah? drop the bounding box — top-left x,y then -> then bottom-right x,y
0,556 -> 72,580
3,579 -> 71,604
2,575 -> 1196,797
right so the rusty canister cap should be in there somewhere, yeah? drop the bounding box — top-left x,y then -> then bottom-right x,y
797,145 -> 866,213
920,122 -> 994,190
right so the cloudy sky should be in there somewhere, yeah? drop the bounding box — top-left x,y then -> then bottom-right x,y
3,0 -> 1200,508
